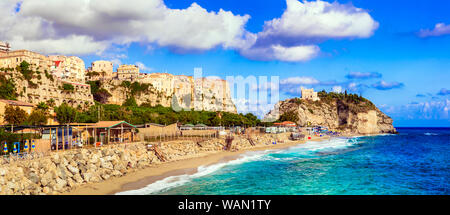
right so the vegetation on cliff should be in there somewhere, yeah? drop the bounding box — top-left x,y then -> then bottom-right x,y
266,90 -> 395,134
16,61 -> 38,88
61,83 -> 75,92
0,75 -> 17,100
87,80 -> 111,104
53,102 -> 261,127
317,90 -> 376,113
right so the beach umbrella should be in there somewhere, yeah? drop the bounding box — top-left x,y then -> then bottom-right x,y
13,142 -> 18,153
3,142 -> 7,153
31,140 -> 36,151
24,140 -> 29,152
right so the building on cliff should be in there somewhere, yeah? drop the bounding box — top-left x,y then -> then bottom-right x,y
0,45 -> 237,114
0,49 -> 50,71
0,41 -> 11,53
117,64 -> 140,81
48,55 -> 86,82
87,60 -> 114,80
301,87 -> 319,101
0,45 -> 86,83
0,48 -> 94,109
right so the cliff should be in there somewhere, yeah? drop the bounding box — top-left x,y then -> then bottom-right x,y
0,65 -> 94,108
265,92 -> 396,135
96,75 -> 237,113
0,64 -> 237,114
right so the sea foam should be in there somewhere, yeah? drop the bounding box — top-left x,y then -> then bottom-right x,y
116,137 -> 360,195
116,150 -> 270,195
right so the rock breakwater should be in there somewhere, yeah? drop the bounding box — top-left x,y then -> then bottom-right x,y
0,134 -> 282,195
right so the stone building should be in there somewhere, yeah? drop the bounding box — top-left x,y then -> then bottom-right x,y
193,77 -> 236,113
0,48 -> 94,110
0,41 -> 11,53
301,87 -> 319,101
0,99 -> 35,125
48,55 -> 86,82
117,64 -> 139,81
0,47 -> 86,82
0,49 -> 51,71
140,73 -> 175,95
87,60 -> 114,80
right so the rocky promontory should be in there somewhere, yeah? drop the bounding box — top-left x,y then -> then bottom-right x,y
265,91 -> 396,135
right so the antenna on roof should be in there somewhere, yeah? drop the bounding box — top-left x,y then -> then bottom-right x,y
0,41 -> 11,52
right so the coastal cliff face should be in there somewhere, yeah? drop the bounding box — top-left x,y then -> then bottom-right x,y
99,75 -> 237,113
265,95 -> 396,135
0,67 -> 94,107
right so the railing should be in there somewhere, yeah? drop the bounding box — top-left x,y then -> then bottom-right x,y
142,132 -> 218,143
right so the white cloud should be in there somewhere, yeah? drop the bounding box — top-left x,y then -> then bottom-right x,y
240,44 -> 319,62
135,62 -> 153,73
237,0 -> 378,62
260,0 -> 379,40
1,0 -> 250,55
332,86 -> 343,93
11,35 -> 108,55
271,44 -> 320,62
280,76 -> 320,85
382,99 -> 450,120
0,0 -> 377,63
418,23 -> 450,38
233,98 -> 276,118
372,80 -> 404,90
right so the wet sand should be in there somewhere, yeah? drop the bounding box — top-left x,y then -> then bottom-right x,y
63,136 -> 330,195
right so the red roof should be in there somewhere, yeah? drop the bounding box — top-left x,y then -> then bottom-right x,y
0,99 -> 35,107
274,121 -> 296,127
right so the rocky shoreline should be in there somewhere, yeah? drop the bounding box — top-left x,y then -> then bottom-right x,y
0,133 -> 285,195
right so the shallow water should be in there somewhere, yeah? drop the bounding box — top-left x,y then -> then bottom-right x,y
118,128 -> 450,195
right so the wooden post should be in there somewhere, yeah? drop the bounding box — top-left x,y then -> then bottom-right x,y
49,128 -> 52,151
108,128 -> 110,145
62,127 -> 65,150
121,124 -> 123,143
56,128 -> 59,151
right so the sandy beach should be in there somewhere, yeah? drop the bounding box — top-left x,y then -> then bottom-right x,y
64,136 -> 331,195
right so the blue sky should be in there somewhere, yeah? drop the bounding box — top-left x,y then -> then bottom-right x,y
2,0 -> 449,126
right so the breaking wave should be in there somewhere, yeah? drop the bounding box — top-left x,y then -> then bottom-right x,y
116,137 -> 361,195
116,150 -> 270,195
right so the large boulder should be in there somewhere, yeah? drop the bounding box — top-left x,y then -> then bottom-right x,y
66,165 -> 79,175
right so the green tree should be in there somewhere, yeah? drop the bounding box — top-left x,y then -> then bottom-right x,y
62,83 -> 75,92
46,99 -> 56,108
3,105 -> 28,125
279,111 -> 299,123
0,76 -> 17,100
27,109 -> 48,126
123,96 -> 138,107
36,102 -> 49,112
55,103 -> 77,124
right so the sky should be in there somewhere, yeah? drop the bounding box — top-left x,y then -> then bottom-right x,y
1,0 -> 449,127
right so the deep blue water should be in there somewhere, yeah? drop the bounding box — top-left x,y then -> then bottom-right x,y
119,128 -> 450,195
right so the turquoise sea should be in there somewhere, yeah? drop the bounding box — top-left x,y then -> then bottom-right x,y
118,128 -> 449,195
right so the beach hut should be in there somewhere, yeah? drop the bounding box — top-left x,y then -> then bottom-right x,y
180,124 -> 194,130
194,123 -> 207,130
87,121 -> 137,144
